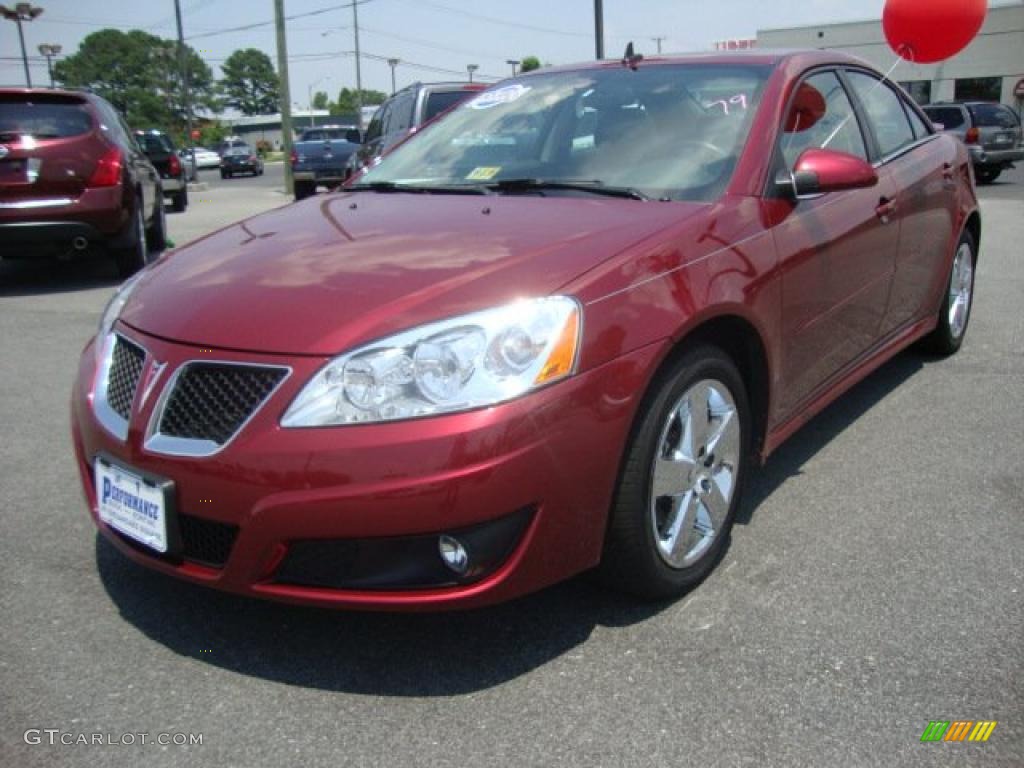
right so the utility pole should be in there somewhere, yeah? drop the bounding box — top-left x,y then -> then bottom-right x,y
173,0 -> 195,176
37,42 -> 60,87
387,58 -> 399,94
506,59 -> 520,77
352,0 -> 363,125
466,64 -> 478,83
651,36 -> 666,54
1,3 -> 44,87
274,0 -> 294,194
593,0 -> 604,59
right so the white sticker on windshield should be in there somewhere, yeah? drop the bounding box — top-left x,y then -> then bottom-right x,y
468,84 -> 531,110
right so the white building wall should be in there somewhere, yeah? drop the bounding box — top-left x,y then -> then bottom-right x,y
757,4 -> 1024,109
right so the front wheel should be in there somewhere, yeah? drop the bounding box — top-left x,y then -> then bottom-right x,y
599,345 -> 751,599
923,230 -> 976,355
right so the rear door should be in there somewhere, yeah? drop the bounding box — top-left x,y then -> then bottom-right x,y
771,69 -> 901,415
0,92 -> 101,202
844,70 -> 959,334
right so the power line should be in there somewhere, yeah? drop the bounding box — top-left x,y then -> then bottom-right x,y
186,0 -> 373,41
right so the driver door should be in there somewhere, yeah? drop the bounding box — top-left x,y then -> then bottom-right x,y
771,69 -> 900,416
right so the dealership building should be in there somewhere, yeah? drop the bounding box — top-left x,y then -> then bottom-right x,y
756,2 -> 1024,111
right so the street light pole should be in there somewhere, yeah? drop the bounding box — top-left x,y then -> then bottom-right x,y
274,0 -> 294,194
594,0 -> 604,59
37,42 -> 60,87
352,0 -> 363,124
466,64 -> 478,83
651,36 -> 666,54
506,59 -> 520,77
387,58 -> 399,95
1,3 -> 45,87
173,0 -> 195,175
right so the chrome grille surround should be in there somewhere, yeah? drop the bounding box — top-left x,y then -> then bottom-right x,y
145,360 -> 290,458
94,333 -> 147,440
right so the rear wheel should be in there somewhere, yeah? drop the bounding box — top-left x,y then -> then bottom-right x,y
975,167 -> 1001,184
599,345 -> 751,599
146,195 -> 166,253
294,180 -> 316,201
113,198 -> 149,277
924,230 -> 976,355
171,185 -> 187,213
221,170 -> 229,180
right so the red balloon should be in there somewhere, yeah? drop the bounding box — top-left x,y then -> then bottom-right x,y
883,0 -> 987,63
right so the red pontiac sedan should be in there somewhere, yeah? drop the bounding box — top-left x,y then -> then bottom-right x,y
71,51 -> 979,610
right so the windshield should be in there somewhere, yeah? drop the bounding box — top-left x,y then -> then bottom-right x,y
357,64 -> 769,201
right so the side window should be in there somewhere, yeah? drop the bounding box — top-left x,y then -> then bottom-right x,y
905,105 -> 931,139
364,105 -> 386,143
924,107 -> 965,129
780,71 -> 867,169
376,102 -> 394,139
846,71 -> 915,157
389,93 -> 415,134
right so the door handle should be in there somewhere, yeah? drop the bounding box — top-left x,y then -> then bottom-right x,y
942,162 -> 956,186
875,196 -> 897,223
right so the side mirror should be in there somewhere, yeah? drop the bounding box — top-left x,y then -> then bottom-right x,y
783,148 -> 878,198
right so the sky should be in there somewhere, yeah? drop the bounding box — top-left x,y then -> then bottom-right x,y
2,0 -> 903,107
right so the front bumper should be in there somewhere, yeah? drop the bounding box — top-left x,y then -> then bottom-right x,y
71,327 -> 657,610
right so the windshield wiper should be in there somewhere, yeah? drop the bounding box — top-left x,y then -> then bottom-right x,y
485,178 -> 650,201
348,180 -> 486,195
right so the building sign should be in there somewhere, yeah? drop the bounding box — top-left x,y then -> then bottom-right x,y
713,39 -> 757,51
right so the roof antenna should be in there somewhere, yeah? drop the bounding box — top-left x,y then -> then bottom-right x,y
622,42 -> 643,71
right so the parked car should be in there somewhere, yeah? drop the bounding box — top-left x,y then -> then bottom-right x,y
348,81 -> 485,176
291,124 -> 362,200
180,146 -> 221,170
220,146 -> 263,178
0,88 -> 164,275
72,51 -> 979,610
922,101 -> 1023,183
135,130 -> 188,213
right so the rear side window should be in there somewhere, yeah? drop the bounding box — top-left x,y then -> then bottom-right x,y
780,71 -> 867,169
424,90 -> 472,122
846,71 -> 915,157
967,103 -> 1020,128
924,106 -> 966,129
905,106 -> 931,139
0,97 -> 93,140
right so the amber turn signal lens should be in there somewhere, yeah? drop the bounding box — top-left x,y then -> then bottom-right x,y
535,307 -> 580,385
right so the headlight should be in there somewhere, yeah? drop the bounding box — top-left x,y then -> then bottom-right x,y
95,272 -> 144,361
282,296 -> 581,426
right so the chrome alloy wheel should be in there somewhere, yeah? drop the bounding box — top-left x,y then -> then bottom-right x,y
650,379 -> 741,569
948,242 -> 973,340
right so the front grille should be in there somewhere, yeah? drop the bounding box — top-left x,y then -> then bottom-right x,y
180,514 -> 238,568
157,363 -> 286,446
106,336 -> 145,420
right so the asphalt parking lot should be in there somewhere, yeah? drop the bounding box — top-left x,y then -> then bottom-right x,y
1,168 -> 1021,767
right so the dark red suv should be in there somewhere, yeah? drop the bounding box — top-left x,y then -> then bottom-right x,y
0,88 -> 165,275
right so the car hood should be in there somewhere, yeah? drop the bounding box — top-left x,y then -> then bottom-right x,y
121,192 -> 703,356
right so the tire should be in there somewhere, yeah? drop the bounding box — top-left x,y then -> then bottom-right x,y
171,186 -> 187,213
220,170 -> 228,180
975,167 -> 1001,185
113,197 -> 149,277
599,345 -> 751,600
146,194 -> 166,253
294,180 -> 316,201
923,230 -> 976,355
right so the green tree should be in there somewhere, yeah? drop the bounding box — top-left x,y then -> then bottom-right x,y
220,48 -> 280,115
329,88 -> 387,116
520,56 -> 541,73
53,29 -> 218,132
312,90 -> 330,110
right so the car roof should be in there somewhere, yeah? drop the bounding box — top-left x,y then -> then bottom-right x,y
516,49 -> 868,76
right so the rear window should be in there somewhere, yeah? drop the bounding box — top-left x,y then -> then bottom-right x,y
0,97 -> 93,141
135,133 -> 174,154
967,103 -> 1019,128
424,90 -> 473,122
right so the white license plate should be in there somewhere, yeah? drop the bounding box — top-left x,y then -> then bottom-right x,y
94,458 -> 168,553
995,134 -> 1011,144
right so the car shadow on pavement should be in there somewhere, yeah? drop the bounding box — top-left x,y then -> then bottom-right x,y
0,253 -> 122,297
95,349 -> 930,697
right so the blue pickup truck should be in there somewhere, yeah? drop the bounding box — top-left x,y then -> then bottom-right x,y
290,125 -> 363,200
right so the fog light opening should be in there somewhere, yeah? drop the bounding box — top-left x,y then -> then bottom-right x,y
438,535 -> 469,575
